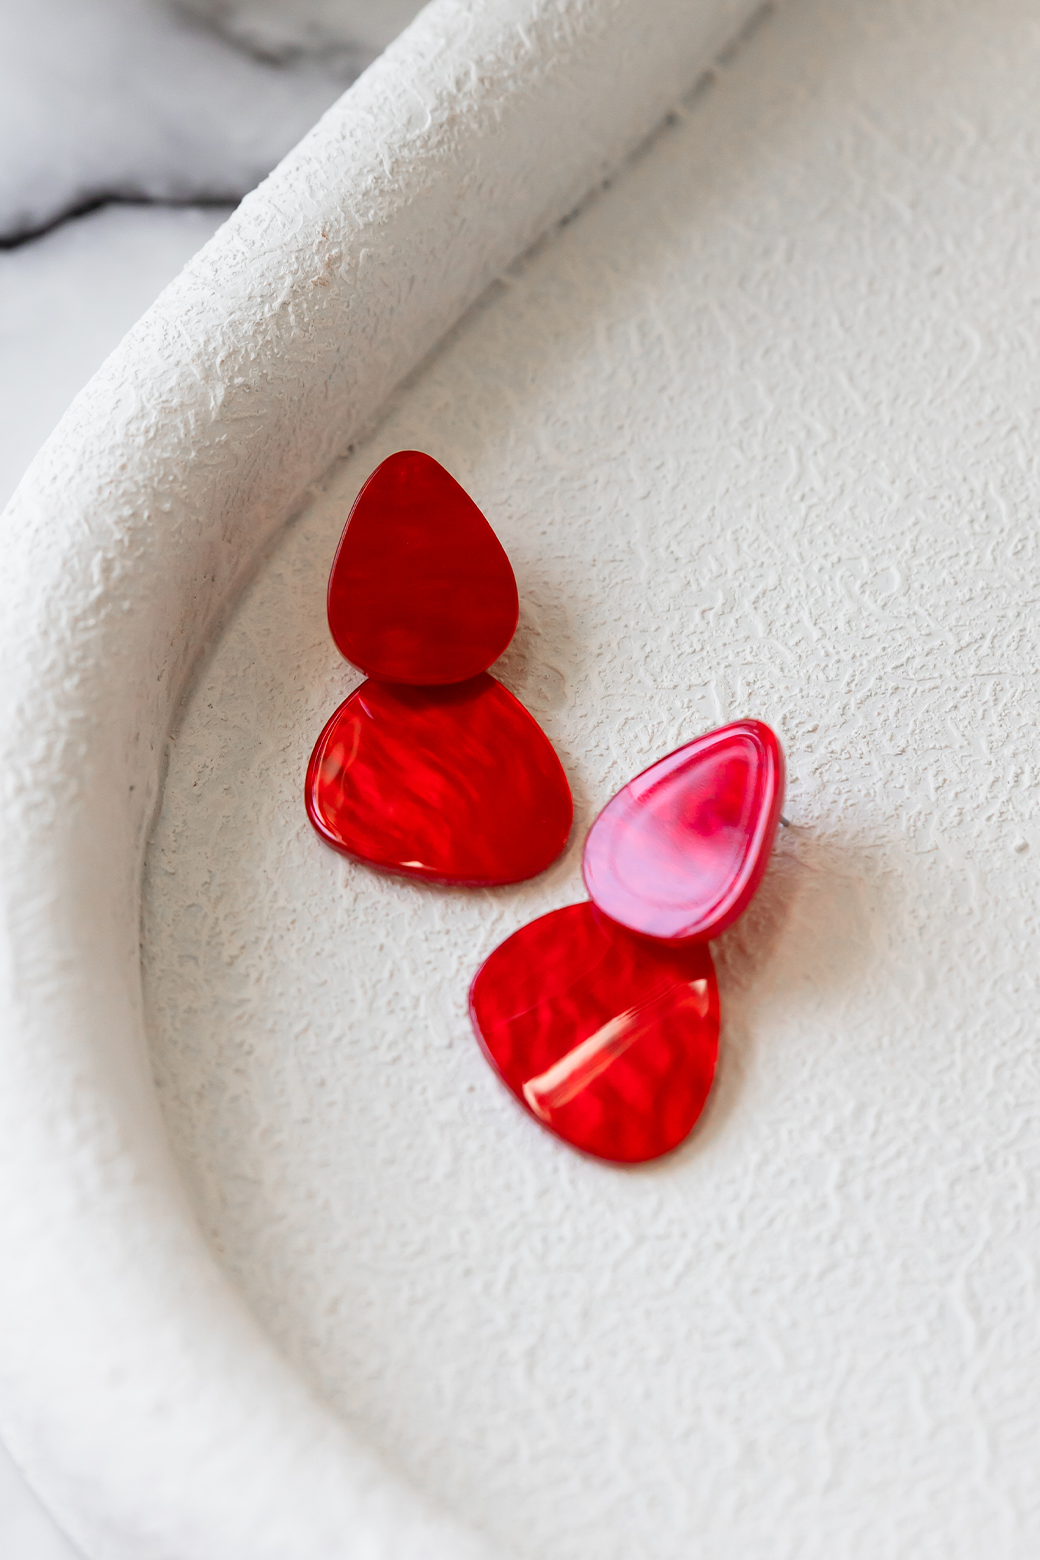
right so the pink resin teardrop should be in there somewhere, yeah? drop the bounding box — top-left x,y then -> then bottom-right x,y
583,720 -> 785,942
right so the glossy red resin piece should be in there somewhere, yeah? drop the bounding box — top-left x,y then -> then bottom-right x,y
327,450 -> 520,685
583,720 -> 785,943
470,902 -> 719,1163
306,674 -> 572,885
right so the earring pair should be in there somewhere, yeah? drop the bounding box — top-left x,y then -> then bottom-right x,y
305,449 -> 573,885
305,451 -> 785,1165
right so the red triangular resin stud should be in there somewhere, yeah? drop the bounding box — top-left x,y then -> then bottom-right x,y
582,720 -> 785,942
327,450 -> 520,685
470,902 -> 719,1163
306,674 -> 573,885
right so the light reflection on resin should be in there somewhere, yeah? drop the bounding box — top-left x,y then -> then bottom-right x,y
306,674 -> 572,886
583,720 -> 785,942
470,902 -> 719,1163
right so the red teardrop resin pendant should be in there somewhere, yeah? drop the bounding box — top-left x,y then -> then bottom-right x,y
327,450 -> 520,685
470,902 -> 719,1163
583,720 -> 785,942
306,674 -> 572,885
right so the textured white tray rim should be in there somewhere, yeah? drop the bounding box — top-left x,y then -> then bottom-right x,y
0,1 -> 760,1555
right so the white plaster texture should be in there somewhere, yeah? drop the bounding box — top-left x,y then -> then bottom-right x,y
0,203 -> 233,511
0,1 -> 760,1556
146,0 -> 1040,1555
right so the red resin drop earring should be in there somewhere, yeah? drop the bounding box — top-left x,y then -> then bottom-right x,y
306,675 -> 572,886
302,448 -> 786,1167
326,449 -> 519,685
306,450 -> 573,885
468,721 -> 785,1164
469,902 -> 720,1164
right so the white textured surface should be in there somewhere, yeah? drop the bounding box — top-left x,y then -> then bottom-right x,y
0,200 -> 234,1560
0,198 -> 226,1560
0,203 -> 232,510
146,0 -> 1040,1555
0,1 -> 756,1556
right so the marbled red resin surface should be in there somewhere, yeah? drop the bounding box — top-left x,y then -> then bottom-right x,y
326,450 -> 519,685
306,674 -> 572,885
470,902 -> 719,1163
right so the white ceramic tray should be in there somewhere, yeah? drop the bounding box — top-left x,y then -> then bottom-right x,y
0,1 -> 759,1554
5,0 -> 1040,1556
